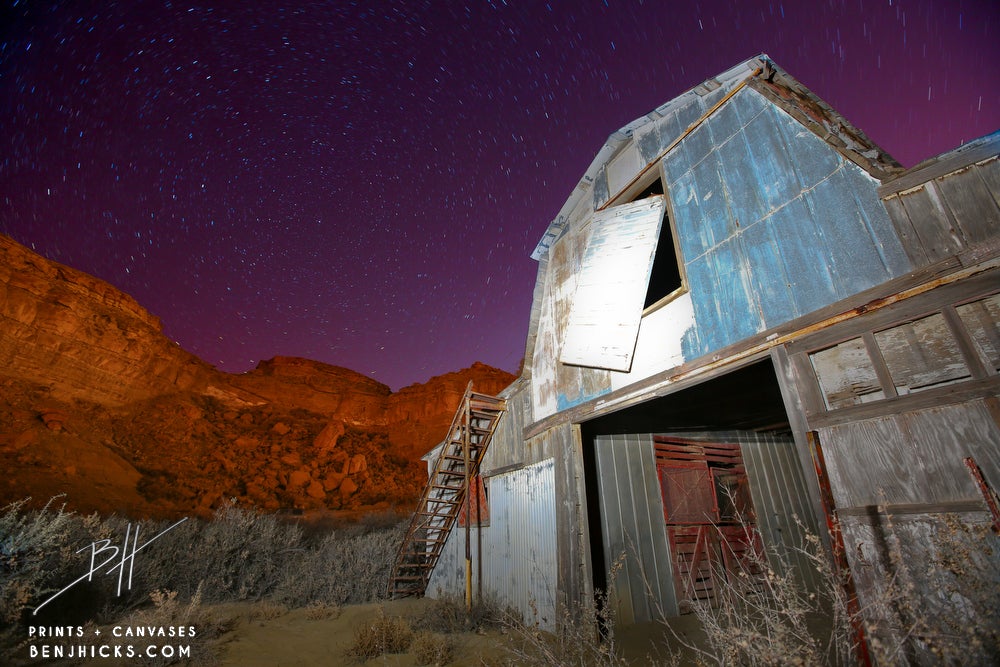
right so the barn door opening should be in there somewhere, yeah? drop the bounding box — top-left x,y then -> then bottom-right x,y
655,437 -> 763,611
580,358 -> 822,623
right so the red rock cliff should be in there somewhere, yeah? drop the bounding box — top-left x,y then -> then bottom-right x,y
0,234 -> 516,518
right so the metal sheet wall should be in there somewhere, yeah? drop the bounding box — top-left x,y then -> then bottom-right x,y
661,86 -> 911,360
426,458 -> 558,628
592,433 -> 677,623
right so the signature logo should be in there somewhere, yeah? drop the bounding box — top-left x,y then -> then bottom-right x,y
34,518 -> 188,616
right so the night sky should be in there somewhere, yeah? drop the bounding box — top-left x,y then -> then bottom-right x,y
2,1 -> 997,391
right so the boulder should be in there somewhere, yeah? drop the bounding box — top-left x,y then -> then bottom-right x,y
288,469 -> 311,488
313,420 -> 345,452
348,454 -> 367,475
339,477 -> 358,498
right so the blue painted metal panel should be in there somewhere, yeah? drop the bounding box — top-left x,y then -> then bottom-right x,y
684,252 -> 720,357
844,168 -> 912,277
732,86 -> 768,125
772,105 -> 840,188
663,142 -> 690,189
636,122 -> 662,165
741,219 -> 798,327
715,131 -> 769,228
805,168 -> 893,296
557,385 -> 610,411
692,152 -> 737,251
738,106 -> 802,213
675,121 -> 714,176
707,92 -> 743,145
768,196 -> 840,315
708,235 -> 762,343
667,168 -> 710,263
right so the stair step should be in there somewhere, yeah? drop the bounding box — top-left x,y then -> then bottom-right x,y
387,386 -> 506,599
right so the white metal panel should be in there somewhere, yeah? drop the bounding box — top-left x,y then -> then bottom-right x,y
425,459 -> 558,629
606,143 -> 643,196
561,196 -> 666,372
610,292 -> 695,391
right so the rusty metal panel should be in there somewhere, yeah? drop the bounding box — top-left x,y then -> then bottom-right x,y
426,458 -> 558,629
560,197 -> 666,372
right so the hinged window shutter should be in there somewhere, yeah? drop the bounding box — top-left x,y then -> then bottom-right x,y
560,196 -> 666,372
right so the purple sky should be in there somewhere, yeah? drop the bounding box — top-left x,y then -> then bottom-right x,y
2,1 -> 997,391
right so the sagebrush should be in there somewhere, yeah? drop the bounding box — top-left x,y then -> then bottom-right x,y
1,498 -> 406,663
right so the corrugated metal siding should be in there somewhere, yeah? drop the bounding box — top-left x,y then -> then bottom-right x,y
589,429 -> 822,622
426,459 -> 558,628
560,197 -> 666,372
593,434 -> 677,622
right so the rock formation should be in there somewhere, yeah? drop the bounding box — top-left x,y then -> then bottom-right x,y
0,234 -> 515,519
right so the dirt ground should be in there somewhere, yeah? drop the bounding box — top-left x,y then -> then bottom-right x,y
210,598 -> 708,666
216,598 -> 507,667
39,596 -> 709,667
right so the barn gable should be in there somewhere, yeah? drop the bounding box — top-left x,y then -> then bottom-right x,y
528,54 -> 913,419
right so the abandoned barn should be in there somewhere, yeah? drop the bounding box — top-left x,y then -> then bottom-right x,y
390,54 -> 1000,663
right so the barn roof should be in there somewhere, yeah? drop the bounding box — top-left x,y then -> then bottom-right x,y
532,54 -> 901,260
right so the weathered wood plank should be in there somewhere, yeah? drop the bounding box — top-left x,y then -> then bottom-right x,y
877,132 -> 1000,197
898,183 -> 966,260
935,165 -> 1000,247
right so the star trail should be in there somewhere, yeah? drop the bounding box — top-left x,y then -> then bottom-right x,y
2,1 -> 997,390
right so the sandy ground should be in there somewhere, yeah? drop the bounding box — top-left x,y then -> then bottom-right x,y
21,597 -> 708,666
210,598 -> 709,666
216,598 -> 508,667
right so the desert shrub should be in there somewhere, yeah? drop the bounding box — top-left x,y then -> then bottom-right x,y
412,593 -> 505,634
303,600 -> 340,620
0,498 -> 121,628
411,630 -> 455,666
346,607 -> 414,661
273,519 -> 406,606
0,498 -> 77,625
498,587 -> 630,667
679,530 -> 849,667
245,600 -> 288,622
128,503 -> 304,605
0,500 -> 409,663
120,583 -> 232,667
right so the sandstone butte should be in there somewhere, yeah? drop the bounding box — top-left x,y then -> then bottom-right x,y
0,233 -> 516,519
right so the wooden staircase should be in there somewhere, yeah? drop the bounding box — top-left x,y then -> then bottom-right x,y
388,382 -> 506,599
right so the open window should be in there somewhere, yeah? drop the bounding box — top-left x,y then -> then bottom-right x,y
561,173 -> 686,372
637,178 -> 684,310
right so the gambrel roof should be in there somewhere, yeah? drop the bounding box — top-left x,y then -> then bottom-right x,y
532,54 -> 900,261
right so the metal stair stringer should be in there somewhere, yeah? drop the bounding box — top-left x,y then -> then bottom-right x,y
388,381 -> 506,598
